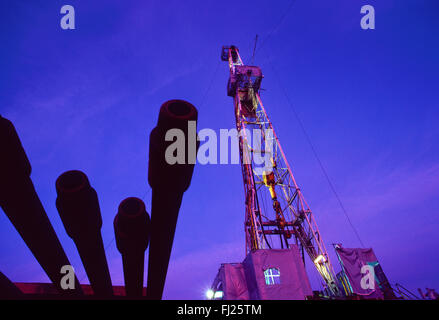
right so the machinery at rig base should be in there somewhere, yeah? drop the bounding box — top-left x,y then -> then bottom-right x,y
211,247 -> 313,300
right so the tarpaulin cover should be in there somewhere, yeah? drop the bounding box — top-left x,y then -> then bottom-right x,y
227,65 -> 263,96
216,263 -> 249,300
235,65 -> 263,78
335,247 -> 384,299
243,247 -> 312,300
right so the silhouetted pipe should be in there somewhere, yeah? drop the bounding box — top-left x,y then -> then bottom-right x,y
114,197 -> 150,297
0,271 -> 23,299
0,115 -> 82,296
146,100 -> 198,300
56,170 -> 113,297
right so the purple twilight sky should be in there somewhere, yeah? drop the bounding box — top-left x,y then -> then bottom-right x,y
0,0 -> 438,299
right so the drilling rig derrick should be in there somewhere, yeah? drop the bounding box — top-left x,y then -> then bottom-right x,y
221,45 -> 340,296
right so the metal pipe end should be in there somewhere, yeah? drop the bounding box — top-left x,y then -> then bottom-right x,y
55,170 -> 102,238
114,197 -> 151,254
56,170 -> 90,195
157,100 -> 198,131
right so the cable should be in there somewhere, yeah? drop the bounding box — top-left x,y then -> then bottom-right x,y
262,48 -> 365,248
255,0 -> 297,57
250,35 -> 259,65
199,59 -> 221,109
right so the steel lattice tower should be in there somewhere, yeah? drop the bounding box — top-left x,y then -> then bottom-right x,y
221,45 -> 339,295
